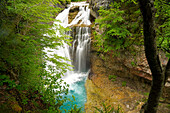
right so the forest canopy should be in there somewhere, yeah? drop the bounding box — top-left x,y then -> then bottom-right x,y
0,0 -> 73,112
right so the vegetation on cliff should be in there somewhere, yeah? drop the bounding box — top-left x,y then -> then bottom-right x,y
94,0 -> 170,112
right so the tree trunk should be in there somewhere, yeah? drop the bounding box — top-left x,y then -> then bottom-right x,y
138,0 -> 165,112
165,59 -> 170,85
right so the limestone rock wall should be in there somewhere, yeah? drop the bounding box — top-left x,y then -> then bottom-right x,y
90,41 -> 152,89
89,0 -> 113,18
89,24 -> 168,87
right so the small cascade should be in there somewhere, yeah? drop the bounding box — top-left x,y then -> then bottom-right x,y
45,1 -> 92,112
71,27 -> 91,72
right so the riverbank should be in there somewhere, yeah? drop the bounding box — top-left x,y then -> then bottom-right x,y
85,74 -> 170,113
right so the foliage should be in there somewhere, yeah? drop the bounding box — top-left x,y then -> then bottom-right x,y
71,0 -> 85,2
94,103 -> 123,113
131,61 -> 136,67
154,0 -> 170,57
108,75 -> 117,82
0,75 -> 16,89
95,0 -> 170,58
59,0 -> 71,5
167,104 -> 170,109
66,105 -> 83,113
61,95 -> 83,113
94,1 -> 143,54
122,81 -> 126,87
0,0 -> 74,112
143,92 -> 149,96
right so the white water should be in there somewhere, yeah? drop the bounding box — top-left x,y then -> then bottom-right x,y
44,2 -> 91,111
54,1 -> 91,84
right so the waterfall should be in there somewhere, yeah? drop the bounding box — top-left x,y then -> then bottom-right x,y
44,1 -> 91,76
73,27 -> 91,72
54,2 -> 91,84
45,1 -> 91,111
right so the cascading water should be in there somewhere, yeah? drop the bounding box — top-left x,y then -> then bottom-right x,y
72,27 -> 91,72
47,1 -> 91,112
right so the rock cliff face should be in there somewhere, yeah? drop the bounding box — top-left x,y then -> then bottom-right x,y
89,0 -> 113,18
89,37 -> 168,83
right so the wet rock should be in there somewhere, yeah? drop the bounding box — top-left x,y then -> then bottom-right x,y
68,8 -> 79,24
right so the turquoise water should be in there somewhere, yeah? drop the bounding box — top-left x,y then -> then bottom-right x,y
60,75 -> 87,112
